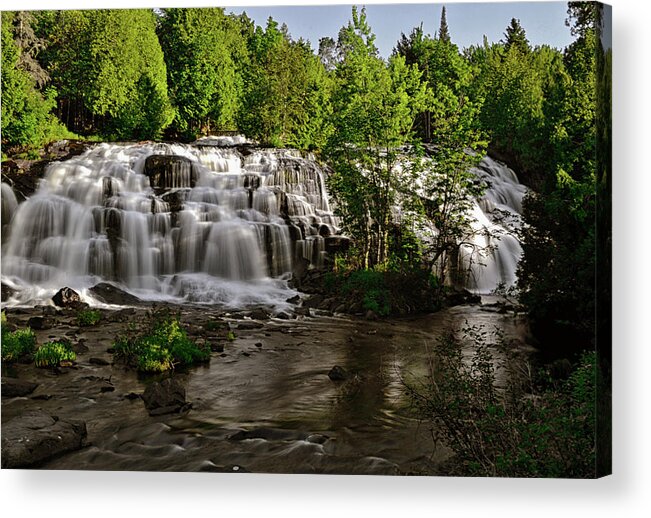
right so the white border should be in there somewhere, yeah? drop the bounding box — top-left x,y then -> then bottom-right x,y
1,1 -> 649,516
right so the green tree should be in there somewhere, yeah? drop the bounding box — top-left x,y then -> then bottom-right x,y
325,7 -> 428,269
158,8 -> 247,139
1,11 -> 68,151
503,18 -> 530,54
438,6 -> 451,44
238,17 -> 332,148
39,9 -> 173,139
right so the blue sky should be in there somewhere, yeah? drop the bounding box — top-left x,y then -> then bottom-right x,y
226,2 -> 575,57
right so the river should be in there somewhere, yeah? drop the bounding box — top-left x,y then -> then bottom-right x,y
2,300 -> 532,474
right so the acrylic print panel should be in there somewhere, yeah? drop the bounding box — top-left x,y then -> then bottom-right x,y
0,1 -> 611,478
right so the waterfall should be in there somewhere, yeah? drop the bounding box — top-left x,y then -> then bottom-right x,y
1,143 -> 526,307
1,140 -> 339,307
458,156 -> 526,294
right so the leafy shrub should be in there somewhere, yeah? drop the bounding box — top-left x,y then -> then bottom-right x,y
405,326 -> 597,478
113,311 -> 210,373
2,327 -> 37,362
77,309 -> 101,327
34,341 -> 76,368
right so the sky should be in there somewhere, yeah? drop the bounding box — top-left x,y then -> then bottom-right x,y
225,2 -> 576,57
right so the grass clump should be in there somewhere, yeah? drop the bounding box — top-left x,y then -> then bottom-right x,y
405,326 -> 598,478
34,341 -> 76,368
113,310 -> 210,373
77,308 -> 101,327
1,312 -> 38,362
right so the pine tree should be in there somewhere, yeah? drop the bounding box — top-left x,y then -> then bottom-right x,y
503,18 -> 530,54
438,6 -> 451,44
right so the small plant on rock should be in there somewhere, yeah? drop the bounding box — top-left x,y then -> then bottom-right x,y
2,312 -> 38,362
113,310 -> 210,373
77,308 -> 101,327
34,341 -> 76,368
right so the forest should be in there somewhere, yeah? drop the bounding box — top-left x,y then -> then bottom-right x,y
1,3 -> 610,477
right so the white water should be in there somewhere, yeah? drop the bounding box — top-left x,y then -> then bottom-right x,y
1,145 -> 525,306
1,141 -> 338,308
460,156 -> 526,293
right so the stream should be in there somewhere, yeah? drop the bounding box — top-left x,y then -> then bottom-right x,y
1,301 -> 532,474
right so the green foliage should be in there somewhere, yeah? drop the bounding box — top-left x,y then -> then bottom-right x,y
77,308 -> 101,327
238,17 -> 332,148
33,341 -> 76,367
1,12 -> 72,151
113,310 -> 210,373
405,327 -> 597,477
158,8 -> 247,139
226,330 -> 236,342
39,9 -> 173,139
325,7 -> 428,269
1,320 -> 37,362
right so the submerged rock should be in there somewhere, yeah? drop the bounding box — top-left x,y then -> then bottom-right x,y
1,411 -> 87,468
2,378 -> 38,398
142,377 -> 189,416
328,365 -> 349,381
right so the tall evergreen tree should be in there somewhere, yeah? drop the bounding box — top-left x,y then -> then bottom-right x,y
503,18 -> 530,54
438,6 -> 451,44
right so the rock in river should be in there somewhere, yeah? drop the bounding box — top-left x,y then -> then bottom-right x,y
142,377 -> 190,416
1,411 -> 87,468
52,287 -> 81,307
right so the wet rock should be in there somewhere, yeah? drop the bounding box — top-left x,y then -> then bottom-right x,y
89,357 -> 110,366
303,294 -> 324,309
445,288 -> 481,307
365,310 -> 379,321
1,411 -> 87,468
328,365 -> 349,381
2,378 -> 38,398
210,343 -> 224,353
254,342 -> 263,348
89,283 -> 141,306
27,316 -> 55,330
275,311 -> 293,320
249,308 -> 270,320
52,287 -> 81,307
229,428 -> 309,442
72,341 -> 89,354
37,305 -> 58,316
236,321 -> 264,330
1,283 -> 16,302
286,295 -> 301,304
306,433 -> 329,445
144,154 -> 197,190
142,377 -> 189,416
334,304 -> 348,314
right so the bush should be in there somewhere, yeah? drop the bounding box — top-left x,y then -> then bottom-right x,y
113,311 -> 210,373
77,309 -> 101,327
34,341 -> 76,368
1,327 -> 37,362
405,326 -> 597,478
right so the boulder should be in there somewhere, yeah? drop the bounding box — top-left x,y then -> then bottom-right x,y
1,411 -> 87,468
89,283 -> 141,306
142,377 -> 189,416
27,315 -> 54,330
328,365 -> 349,381
52,287 -> 81,307
1,283 -> 15,302
303,294 -> 324,309
2,378 -> 38,398
249,308 -> 270,320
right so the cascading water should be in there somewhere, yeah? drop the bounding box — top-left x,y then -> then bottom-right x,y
1,139 -> 339,308
1,142 -> 526,307
458,156 -> 526,294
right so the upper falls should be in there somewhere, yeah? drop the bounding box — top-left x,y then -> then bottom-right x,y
1,140 -> 525,307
